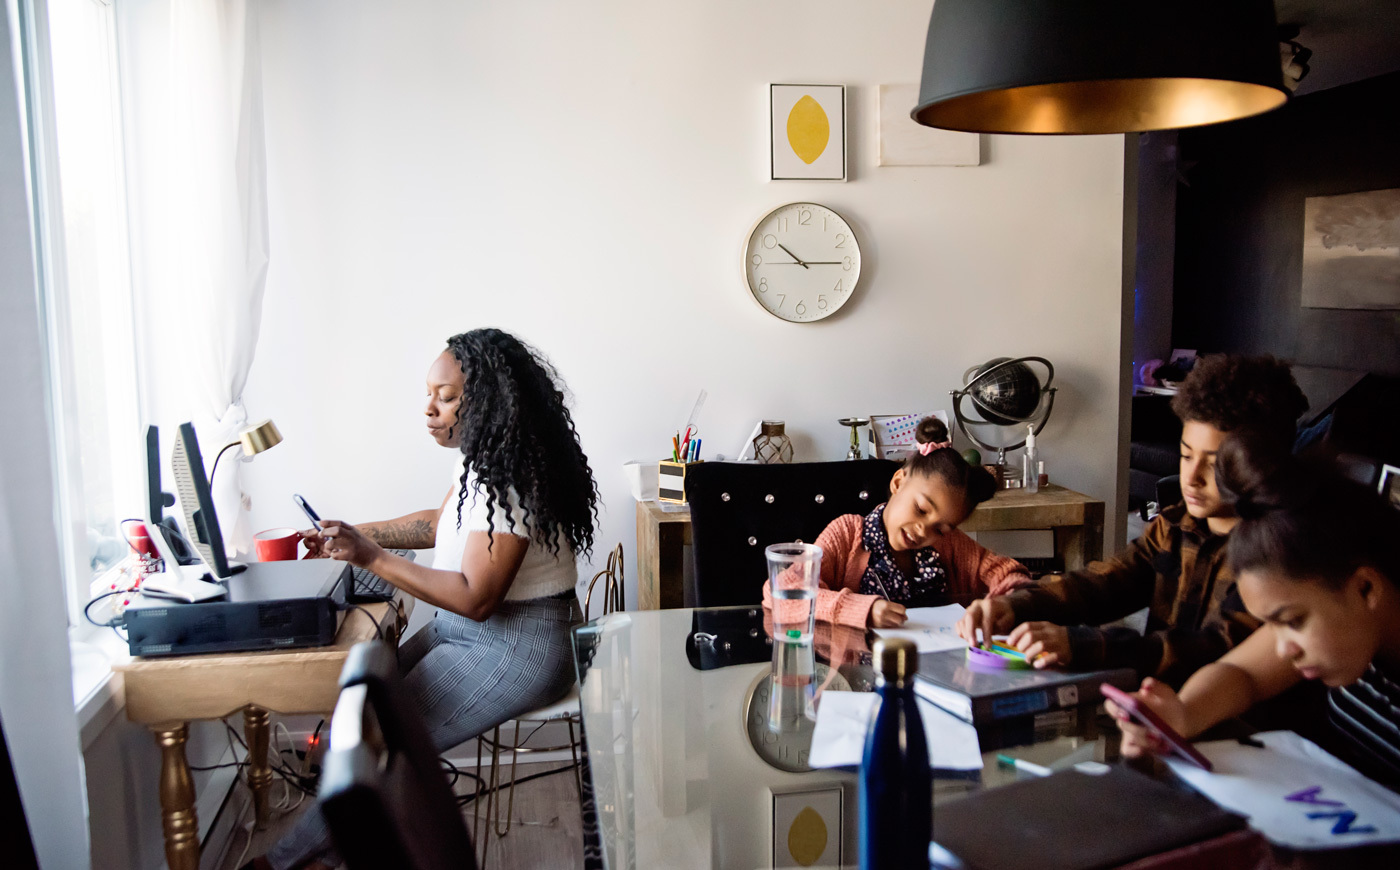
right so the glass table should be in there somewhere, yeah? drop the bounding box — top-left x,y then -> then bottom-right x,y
572,606 -> 1119,870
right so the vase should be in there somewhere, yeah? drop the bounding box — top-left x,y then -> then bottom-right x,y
753,420 -> 794,464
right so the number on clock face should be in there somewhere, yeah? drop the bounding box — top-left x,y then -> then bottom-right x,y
744,202 -> 861,323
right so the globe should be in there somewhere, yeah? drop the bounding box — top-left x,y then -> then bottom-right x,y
950,356 -> 1057,458
967,357 -> 1043,425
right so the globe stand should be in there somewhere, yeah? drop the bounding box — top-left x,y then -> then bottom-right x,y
837,417 -> 869,461
949,356 -> 1057,473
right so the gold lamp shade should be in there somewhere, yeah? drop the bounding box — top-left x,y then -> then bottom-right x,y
238,419 -> 283,456
913,0 -> 1288,135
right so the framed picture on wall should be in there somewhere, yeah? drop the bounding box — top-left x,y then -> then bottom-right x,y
771,783 -> 843,868
770,84 -> 846,181
1380,464 -> 1400,511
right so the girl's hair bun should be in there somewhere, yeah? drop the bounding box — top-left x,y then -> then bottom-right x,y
1216,429 -> 1293,521
915,416 -> 950,445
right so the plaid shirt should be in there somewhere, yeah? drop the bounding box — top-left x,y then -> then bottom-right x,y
1002,503 -> 1260,685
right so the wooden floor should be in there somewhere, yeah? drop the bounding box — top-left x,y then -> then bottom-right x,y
215,760 -> 585,869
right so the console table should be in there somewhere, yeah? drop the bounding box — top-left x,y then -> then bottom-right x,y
112,596 -> 411,870
635,484 -> 1104,611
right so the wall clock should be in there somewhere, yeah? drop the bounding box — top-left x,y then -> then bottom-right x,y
744,202 -> 862,323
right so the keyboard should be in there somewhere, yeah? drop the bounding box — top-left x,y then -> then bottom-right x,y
346,549 -> 415,603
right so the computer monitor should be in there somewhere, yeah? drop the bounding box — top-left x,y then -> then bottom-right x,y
170,422 -> 234,579
145,426 -> 176,526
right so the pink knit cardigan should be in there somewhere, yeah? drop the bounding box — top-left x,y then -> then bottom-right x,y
761,513 -> 1032,629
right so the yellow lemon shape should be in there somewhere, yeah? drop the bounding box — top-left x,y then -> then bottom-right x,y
787,805 -> 828,866
787,96 -> 830,165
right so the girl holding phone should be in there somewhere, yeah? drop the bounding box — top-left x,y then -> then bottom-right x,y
1108,432 -> 1400,790
252,328 -> 598,870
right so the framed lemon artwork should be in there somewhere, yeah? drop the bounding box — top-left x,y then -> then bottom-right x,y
770,84 -> 846,181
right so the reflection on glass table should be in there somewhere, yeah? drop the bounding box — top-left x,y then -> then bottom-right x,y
572,606 -> 1117,870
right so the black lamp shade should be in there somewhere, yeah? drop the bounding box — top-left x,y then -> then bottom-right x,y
913,0 -> 1288,134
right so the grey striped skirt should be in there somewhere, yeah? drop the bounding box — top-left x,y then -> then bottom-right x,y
267,594 -> 580,870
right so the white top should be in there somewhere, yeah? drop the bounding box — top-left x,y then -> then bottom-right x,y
431,457 -> 577,601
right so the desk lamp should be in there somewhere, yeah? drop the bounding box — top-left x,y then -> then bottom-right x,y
209,418 -> 283,487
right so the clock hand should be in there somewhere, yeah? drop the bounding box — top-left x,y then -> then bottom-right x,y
776,243 -> 810,269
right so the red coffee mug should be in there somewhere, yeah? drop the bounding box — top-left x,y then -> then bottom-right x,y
122,520 -> 158,559
254,527 -> 302,562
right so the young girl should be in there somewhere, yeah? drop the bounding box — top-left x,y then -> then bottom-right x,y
1109,433 -> 1400,789
251,328 -> 599,870
763,417 -> 1031,629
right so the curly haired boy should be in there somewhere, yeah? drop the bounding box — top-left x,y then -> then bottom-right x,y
958,354 -> 1308,685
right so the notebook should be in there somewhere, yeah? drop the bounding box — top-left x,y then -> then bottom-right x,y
915,647 -> 1136,724
931,765 -> 1247,870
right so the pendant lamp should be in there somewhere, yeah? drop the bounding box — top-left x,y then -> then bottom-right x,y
913,0 -> 1288,134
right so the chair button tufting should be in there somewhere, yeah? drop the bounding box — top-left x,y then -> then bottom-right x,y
748,536 -> 758,546
859,490 -> 869,500
814,494 -> 825,504
765,494 -> 775,504
721,492 -> 730,502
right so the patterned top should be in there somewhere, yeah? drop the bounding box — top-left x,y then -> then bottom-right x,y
858,504 -> 950,604
1000,503 -> 1260,684
761,509 -> 1032,628
1328,662 -> 1400,790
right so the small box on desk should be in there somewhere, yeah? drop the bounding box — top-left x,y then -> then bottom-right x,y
658,459 -> 703,504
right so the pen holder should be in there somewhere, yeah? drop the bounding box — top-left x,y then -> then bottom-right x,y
658,459 -> 703,505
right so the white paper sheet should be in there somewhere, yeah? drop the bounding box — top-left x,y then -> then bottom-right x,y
872,604 -> 969,653
1167,730 -> 1400,850
807,690 -> 982,771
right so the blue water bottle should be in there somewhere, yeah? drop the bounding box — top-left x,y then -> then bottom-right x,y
860,637 -> 932,869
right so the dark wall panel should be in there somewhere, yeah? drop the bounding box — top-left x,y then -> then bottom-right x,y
1172,71 -> 1400,376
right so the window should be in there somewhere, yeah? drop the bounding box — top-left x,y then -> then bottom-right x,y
21,0 -> 143,618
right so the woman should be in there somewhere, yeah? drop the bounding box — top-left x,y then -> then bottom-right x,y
252,328 -> 599,870
1108,433 -> 1400,789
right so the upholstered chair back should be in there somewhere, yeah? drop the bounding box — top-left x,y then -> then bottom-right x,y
686,459 -> 900,606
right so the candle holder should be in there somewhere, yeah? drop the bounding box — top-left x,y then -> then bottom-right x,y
838,417 -> 869,461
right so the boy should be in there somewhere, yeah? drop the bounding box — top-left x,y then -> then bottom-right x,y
957,354 -> 1308,685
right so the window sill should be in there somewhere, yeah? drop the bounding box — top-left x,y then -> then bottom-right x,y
70,623 -> 131,750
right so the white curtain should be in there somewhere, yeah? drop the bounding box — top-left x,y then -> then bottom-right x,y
1,5 -> 91,865
136,0 -> 269,556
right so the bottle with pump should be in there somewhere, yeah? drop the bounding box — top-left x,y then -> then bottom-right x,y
859,637 -> 931,869
1023,424 -> 1040,494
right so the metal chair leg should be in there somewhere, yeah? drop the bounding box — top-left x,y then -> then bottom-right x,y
496,720 -> 522,838
566,714 -> 583,797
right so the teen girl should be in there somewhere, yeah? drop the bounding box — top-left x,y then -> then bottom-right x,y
763,417 -> 1031,630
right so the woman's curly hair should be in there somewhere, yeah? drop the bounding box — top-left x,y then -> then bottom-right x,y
445,328 -> 599,558
1170,354 -> 1308,452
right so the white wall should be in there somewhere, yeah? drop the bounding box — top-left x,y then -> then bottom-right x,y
0,3 -> 92,866
241,0 -> 1129,605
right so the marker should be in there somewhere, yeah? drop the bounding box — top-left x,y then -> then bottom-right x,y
989,642 -> 1030,661
996,754 -> 1052,777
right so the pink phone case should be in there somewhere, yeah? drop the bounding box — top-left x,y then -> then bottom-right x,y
1100,683 -> 1213,771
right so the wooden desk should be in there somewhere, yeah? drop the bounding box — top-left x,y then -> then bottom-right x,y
958,484 -> 1105,572
112,596 -> 411,870
636,499 -> 691,610
634,485 -> 1104,611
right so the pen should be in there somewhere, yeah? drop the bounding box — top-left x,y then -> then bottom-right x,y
672,436 -> 680,462
996,754 -> 1052,777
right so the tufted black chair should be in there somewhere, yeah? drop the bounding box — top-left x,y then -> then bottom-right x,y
685,459 -> 900,607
